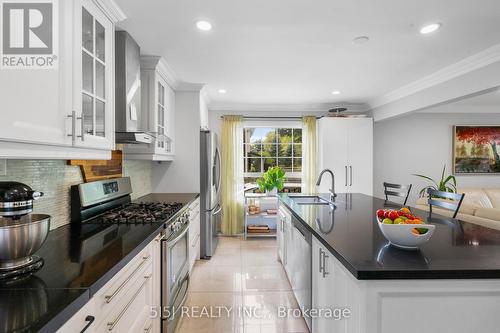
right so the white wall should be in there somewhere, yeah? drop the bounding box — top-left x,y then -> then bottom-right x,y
152,91 -> 201,193
208,109 -> 324,139
374,112 -> 500,206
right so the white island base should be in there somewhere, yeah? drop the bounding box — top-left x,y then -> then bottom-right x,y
312,238 -> 500,333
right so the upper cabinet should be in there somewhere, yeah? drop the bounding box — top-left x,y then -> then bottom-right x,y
318,118 -> 373,195
123,56 -> 176,161
73,0 -> 115,150
0,0 -> 124,159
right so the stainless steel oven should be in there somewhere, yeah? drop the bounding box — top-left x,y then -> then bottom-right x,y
161,211 -> 190,333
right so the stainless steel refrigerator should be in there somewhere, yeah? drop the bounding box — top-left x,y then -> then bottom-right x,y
200,129 -> 221,258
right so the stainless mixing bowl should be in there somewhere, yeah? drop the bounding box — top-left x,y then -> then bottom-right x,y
0,214 -> 50,270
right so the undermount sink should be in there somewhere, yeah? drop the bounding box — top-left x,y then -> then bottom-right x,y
289,195 -> 333,205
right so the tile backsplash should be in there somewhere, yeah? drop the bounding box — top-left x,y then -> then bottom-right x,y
0,159 -> 152,229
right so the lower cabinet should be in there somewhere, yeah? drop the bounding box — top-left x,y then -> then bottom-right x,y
188,198 -> 201,271
311,237 -> 362,333
56,298 -> 96,333
57,234 -> 162,333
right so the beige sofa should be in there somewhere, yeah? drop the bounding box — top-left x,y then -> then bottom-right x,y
416,188 -> 500,230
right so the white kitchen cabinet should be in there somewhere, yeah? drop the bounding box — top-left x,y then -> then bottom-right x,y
124,56 -> 176,161
312,237 -> 362,333
57,298 -> 97,333
0,0 -> 123,159
188,198 -> 201,271
150,233 -> 163,333
72,0 -> 116,150
277,207 -> 287,264
318,118 -> 373,195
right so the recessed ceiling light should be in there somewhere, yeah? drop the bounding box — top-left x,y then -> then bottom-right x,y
420,23 -> 441,34
352,36 -> 370,45
331,90 -> 341,95
196,20 -> 213,31
218,89 -> 227,94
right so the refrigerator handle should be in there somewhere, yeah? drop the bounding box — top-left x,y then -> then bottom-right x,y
215,147 -> 222,193
213,204 -> 222,215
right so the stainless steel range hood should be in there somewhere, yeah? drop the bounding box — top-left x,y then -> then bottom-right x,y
115,31 -> 154,144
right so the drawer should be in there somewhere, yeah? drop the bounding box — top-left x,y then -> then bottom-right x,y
95,264 -> 153,333
94,243 -> 153,323
189,233 -> 200,271
129,305 -> 154,333
57,298 -> 96,333
189,218 -> 200,247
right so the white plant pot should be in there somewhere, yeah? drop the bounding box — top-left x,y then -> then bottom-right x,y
267,187 -> 278,196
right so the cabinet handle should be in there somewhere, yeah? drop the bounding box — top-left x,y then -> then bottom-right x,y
191,233 -> 200,247
345,166 -> 348,186
319,248 -> 324,274
349,166 -> 353,186
80,315 -> 95,333
105,255 -> 151,303
107,274 -> 152,331
322,252 -> 330,278
67,111 -> 83,144
155,233 -> 166,242
79,114 -> 85,142
143,321 -> 153,333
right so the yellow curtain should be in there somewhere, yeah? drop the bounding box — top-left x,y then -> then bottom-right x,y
301,116 -> 317,193
220,115 -> 245,235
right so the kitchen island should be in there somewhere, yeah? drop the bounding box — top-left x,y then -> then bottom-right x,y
278,193 -> 500,333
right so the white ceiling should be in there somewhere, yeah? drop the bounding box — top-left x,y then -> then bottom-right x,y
115,0 -> 500,109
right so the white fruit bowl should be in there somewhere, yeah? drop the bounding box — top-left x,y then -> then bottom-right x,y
376,218 -> 436,250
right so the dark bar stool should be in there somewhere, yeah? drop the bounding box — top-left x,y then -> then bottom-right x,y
383,182 -> 412,206
427,188 -> 465,219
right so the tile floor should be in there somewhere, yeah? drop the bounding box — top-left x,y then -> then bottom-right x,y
176,236 -> 310,333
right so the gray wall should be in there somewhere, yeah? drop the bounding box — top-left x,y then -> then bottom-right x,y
373,113 -> 500,206
0,159 -> 152,229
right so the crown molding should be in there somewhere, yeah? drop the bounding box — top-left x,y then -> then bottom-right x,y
208,102 -> 370,113
176,82 -> 206,92
93,0 -> 127,22
140,56 -> 180,90
370,43 -> 500,109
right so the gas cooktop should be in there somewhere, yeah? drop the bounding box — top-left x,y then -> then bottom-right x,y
93,202 -> 184,224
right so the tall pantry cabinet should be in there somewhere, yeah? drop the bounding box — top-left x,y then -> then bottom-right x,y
317,117 -> 373,195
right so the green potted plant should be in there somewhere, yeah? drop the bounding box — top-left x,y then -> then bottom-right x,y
413,165 -> 457,197
256,166 -> 285,196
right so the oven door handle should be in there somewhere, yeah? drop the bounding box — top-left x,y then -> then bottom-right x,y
166,274 -> 190,321
166,224 -> 189,246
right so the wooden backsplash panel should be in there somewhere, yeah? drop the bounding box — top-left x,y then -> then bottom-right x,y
68,150 -> 123,182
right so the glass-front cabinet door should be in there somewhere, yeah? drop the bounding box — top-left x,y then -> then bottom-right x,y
155,76 -> 174,155
73,0 -> 114,150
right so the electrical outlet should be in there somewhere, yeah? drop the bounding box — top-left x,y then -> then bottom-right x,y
0,160 -> 6,176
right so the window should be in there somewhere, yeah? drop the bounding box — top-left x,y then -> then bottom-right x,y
243,127 -> 302,177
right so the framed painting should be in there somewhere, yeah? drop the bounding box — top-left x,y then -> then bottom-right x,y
453,126 -> 500,174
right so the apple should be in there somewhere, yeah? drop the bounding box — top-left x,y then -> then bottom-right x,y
384,210 -> 392,218
376,209 -> 386,218
388,211 -> 400,220
383,218 -> 393,224
393,217 -> 404,224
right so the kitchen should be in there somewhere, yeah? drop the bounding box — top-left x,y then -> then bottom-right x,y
1,0 -> 500,333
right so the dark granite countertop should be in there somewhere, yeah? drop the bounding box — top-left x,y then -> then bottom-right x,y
0,192 -> 199,333
279,193 -> 500,280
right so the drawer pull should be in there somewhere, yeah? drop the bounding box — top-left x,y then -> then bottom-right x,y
144,321 -> 153,333
107,274 -> 152,331
105,255 -> 151,303
191,233 -> 200,247
80,315 -> 95,333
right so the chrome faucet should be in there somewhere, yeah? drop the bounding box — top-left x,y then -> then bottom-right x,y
316,169 -> 336,201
